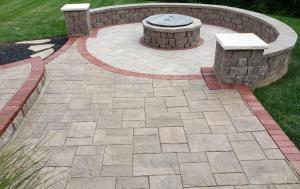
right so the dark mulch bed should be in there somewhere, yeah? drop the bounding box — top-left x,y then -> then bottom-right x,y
0,37 -> 68,65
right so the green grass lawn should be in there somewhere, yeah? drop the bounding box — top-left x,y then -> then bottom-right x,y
0,0 -> 149,43
0,1 -> 299,148
255,15 -> 300,149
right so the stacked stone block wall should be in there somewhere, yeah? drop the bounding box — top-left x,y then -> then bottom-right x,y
64,3 -> 297,87
63,10 -> 91,36
90,6 -> 278,43
214,43 -> 266,87
143,27 -> 200,49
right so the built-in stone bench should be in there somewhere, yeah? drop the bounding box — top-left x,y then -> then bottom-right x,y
61,3 -> 297,88
214,33 -> 268,88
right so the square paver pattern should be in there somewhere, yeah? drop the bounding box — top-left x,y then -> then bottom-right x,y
7,42 -> 299,189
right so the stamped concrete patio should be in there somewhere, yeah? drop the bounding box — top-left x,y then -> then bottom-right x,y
6,38 -> 299,189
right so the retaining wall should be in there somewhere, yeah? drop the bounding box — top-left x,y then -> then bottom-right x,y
68,3 -> 297,87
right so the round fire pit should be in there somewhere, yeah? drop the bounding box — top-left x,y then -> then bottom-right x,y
142,14 -> 202,49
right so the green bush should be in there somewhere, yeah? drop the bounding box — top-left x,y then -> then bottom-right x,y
0,142 -> 59,189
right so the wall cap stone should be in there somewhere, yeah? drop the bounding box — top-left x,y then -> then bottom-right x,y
216,33 -> 268,50
61,3 -> 90,12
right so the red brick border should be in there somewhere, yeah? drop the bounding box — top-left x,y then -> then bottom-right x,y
0,57 -> 45,146
77,29 -> 203,80
43,37 -> 76,64
201,67 -> 300,176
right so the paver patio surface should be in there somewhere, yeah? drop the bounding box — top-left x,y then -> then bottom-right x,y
0,63 -> 31,109
87,23 -> 235,75
9,42 -> 299,189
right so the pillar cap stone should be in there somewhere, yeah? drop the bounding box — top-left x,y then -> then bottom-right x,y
61,3 -> 90,12
215,33 -> 269,50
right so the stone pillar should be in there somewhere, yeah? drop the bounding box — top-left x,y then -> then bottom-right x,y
213,33 -> 268,88
61,3 -> 91,36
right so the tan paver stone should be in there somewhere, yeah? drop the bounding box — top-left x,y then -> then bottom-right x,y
153,80 -> 171,87
68,122 -> 96,138
122,120 -> 145,128
133,153 -> 179,176
70,155 -> 102,178
165,96 -> 187,107
232,116 -> 265,132
134,128 -> 158,136
154,87 -> 183,97
150,175 -> 183,189
116,177 -> 149,189
183,87 -> 207,101
180,163 -> 216,187
146,113 -> 182,127
66,177 -> 116,189
252,131 -> 277,149
68,95 -> 92,109
39,94 -> 72,104
180,112 -> 204,120
40,167 -> 69,189
104,145 -> 133,165
93,128 -> 133,145
101,165 -> 132,176
241,160 -> 299,184
39,129 -> 68,146
210,125 -> 236,133
115,84 -> 135,97
134,135 -> 161,153
113,97 -> 144,108
159,127 -> 187,144
273,184 -> 300,189
204,111 -> 232,126
264,149 -> 285,159
182,119 -> 210,134
235,185 -> 269,189
224,103 -> 252,117
167,107 -> 190,113
42,104 -> 68,115
92,92 -> 113,105
145,97 -> 167,114
15,122 -> 46,139
227,132 -> 254,141
177,152 -> 207,163
187,134 -> 231,152
44,146 -> 76,167
188,100 -> 223,112
171,80 -> 190,87
232,141 -> 266,160
61,109 -> 99,122
214,173 -> 249,185
162,144 -> 190,152
207,152 -> 243,173
76,145 -> 105,156
123,109 -> 145,120
65,137 -> 93,146
97,109 -> 122,128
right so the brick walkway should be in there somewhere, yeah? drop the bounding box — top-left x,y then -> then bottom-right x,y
10,42 -> 299,189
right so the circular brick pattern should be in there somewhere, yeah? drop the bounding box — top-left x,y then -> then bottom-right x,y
142,17 -> 201,49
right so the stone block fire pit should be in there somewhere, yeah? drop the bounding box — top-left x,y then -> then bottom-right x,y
142,14 -> 202,49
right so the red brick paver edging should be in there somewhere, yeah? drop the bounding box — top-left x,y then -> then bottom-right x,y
43,37 -> 76,64
201,67 -> 300,176
77,30 -> 203,80
0,57 -> 45,147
